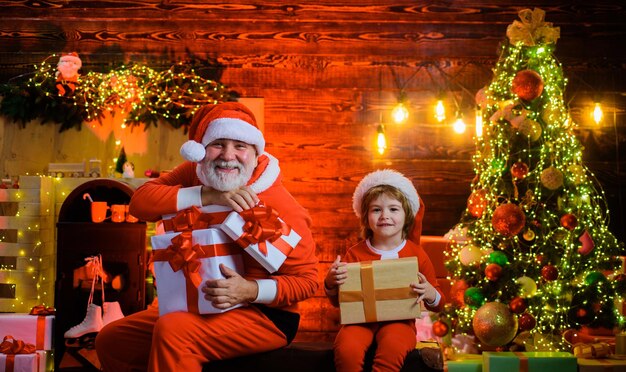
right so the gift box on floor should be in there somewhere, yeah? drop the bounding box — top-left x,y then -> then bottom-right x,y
151,228 -> 245,316
0,350 -> 50,372
578,357 -> 626,372
339,257 -> 420,324
482,351 -> 577,372
221,207 -> 300,273
0,314 -> 53,350
445,354 -> 483,372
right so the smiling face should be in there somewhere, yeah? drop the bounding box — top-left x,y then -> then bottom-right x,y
366,193 -> 406,246
360,184 -> 415,243
196,138 -> 258,191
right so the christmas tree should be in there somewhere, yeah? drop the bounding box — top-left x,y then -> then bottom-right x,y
440,8 -> 625,352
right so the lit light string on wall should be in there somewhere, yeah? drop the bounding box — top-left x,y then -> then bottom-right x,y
374,57 -> 612,155
0,53 -> 238,132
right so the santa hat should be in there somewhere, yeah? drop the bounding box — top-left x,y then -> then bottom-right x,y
180,102 -> 264,162
352,169 -> 420,218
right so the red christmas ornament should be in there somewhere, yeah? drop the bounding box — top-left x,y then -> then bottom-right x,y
541,264 -> 559,281
485,263 -> 503,281
560,213 -> 578,231
0,183 -> 7,189
450,280 -> 469,307
509,297 -> 527,314
535,254 -> 546,265
433,320 -> 449,337
518,313 -> 536,331
510,161 -> 529,180
491,203 -> 526,237
578,230 -> 595,255
512,69 -> 544,101
467,189 -> 488,218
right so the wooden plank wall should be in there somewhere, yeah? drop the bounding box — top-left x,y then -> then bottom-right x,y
1,1 -> 625,341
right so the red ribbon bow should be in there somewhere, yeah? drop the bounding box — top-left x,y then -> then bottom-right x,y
162,231 -> 205,287
164,206 -> 218,232
0,336 -> 36,354
238,206 -> 291,256
29,305 -> 56,316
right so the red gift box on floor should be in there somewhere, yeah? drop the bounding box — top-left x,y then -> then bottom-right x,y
151,227 -> 245,316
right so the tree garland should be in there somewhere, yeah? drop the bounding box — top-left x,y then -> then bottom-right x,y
0,54 -> 238,132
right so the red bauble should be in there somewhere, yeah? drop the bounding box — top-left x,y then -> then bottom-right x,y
467,189 -> 488,218
560,213 -> 578,231
485,263 -> 503,281
518,313 -> 536,331
0,183 -> 7,189
491,203 -> 526,237
509,297 -> 527,314
541,264 -> 559,281
510,161 -> 529,180
433,320 -> 449,337
512,70 -> 544,101
450,280 -> 469,307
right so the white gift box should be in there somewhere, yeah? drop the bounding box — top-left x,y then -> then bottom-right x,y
0,350 -> 49,372
0,314 -> 54,350
220,211 -> 300,273
151,228 -> 244,316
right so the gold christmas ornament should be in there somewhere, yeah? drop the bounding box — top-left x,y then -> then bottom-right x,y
517,276 -> 537,298
517,118 -> 542,141
472,302 -> 519,346
506,8 -> 561,46
540,166 -> 564,190
459,244 -> 484,266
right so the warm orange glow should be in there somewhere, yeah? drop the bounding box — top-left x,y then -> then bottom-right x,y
376,124 -> 387,154
593,102 -> 603,124
391,102 -> 409,124
435,100 -> 446,122
475,108 -> 483,137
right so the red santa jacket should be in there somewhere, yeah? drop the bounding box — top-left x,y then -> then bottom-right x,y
129,153 -> 319,313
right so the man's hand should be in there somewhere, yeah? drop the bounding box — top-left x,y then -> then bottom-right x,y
201,185 -> 259,212
201,264 -> 258,309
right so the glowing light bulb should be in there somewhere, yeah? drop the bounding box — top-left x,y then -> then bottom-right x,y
475,108 -> 483,138
376,124 -> 387,155
391,102 -> 409,124
453,117 -> 466,134
435,100 -> 446,122
593,102 -> 603,124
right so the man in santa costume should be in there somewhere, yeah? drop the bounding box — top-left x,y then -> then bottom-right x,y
95,102 -> 319,371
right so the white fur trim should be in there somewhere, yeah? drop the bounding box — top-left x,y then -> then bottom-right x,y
201,117 -> 265,154
180,140 -> 206,162
249,152 -> 280,193
352,169 -> 420,218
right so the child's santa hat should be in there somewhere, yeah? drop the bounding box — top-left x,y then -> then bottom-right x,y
352,169 -> 420,218
180,102 -> 264,162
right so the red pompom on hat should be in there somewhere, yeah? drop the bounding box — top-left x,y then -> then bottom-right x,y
352,169 -> 420,218
180,102 -> 265,162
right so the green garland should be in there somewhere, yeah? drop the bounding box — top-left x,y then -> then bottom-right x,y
0,55 -> 238,132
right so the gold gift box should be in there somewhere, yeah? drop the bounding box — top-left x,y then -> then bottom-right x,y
339,256 -> 420,324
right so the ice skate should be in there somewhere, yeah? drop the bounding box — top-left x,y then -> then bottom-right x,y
64,303 -> 103,348
103,301 -> 125,326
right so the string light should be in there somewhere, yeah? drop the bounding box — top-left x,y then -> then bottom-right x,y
434,99 -> 446,122
376,124 -> 387,155
475,107 -> 483,138
453,116 -> 467,134
391,102 -> 409,124
593,102 -> 603,124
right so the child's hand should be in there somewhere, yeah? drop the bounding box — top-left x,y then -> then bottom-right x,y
411,272 -> 437,304
324,255 -> 347,291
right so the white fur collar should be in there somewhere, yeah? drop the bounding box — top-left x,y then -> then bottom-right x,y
250,152 -> 280,193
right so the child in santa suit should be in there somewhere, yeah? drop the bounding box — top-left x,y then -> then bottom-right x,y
95,102 -> 319,372
324,169 -> 445,372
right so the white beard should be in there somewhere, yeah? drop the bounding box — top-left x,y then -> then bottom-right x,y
197,159 -> 255,191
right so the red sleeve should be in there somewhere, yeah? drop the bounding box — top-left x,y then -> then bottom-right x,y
129,162 -> 199,222
257,184 -> 319,309
401,241 -> 446,312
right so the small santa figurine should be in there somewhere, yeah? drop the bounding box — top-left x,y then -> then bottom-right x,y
55,52 -> 82,97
